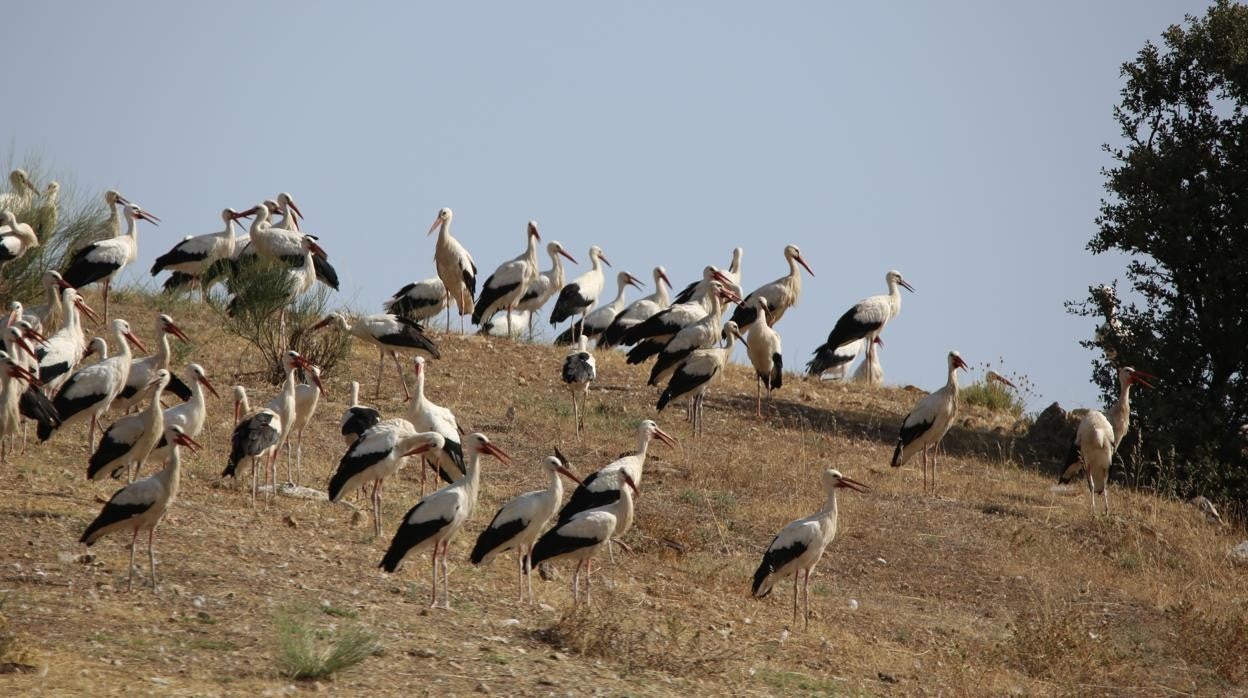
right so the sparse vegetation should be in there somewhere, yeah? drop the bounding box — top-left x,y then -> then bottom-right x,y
272,603 -> 380,681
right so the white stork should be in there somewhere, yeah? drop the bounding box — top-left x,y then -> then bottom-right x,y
0,210 -> 39,269
148,364 -> 220,465
0,169 -> 38,210
745,299 -> 783,415
1,350 -> 42,462
328,422 -> 445,537
248,196 -> 340,291
806,270 -> 914,377
621,268 -> 733,361
86,369 -> 171,482
890,350 -> 969,491
530,471 -> 637,607
149,208 -> 252,300
34,181 -> 58,240
511,241 -> 578,339
384,277 -> 447,324
79,424 -> 201,592
752,468 -> 868,628
33,288 -> 98,393
645,282 -> 740,387
41,318 -> 147,448
673,248 -> 744,304
472,221 -> 542,336
271,192 -> 302,231
1058,366 -> 1154,515
379,432 -> 510,609
555,420 -> 677,558
312,311 -> 439,400
407,357 -> 465,492
62,203 -> 160,320
223,351 -> 322,504
656,322 -> 741,436
428,207 -> 477,333
730,244 -> 814,329
598,266 -> 673,349
549,245 -> 611,341
852,336 -> 884,386
286,365 -> 322,486
3,327 -> 58,453
471,449 -> 582,603
554,271 -> 643,345
562,336 -> 597,436
340,380 -> 381,446
12,270 -> 73,333
113,314 -> 193,412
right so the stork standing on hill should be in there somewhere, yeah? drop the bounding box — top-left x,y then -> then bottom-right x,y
645,282 -> 740,387
379,433 -> 510,609
598,266 -> 672,349
4,327 -> 59,450
114,314 -> 193,412
149,208 -> 252,300
0,210 -> 39,269
511,241 -> 578,339
673,248 -> 744,304
471,450 -> 582,604
555,271 -> 643,345
286,365 -> 322,486
853,337 -> 884,386
556,420 -> 676,559
340,381 -> 381,446
312,312 -> 438,401
472,222 -> 542,337
806,270 -> 914,377
33,288 -> 99,393
87,370 -> 171,482
562,336 -> 596,437
549,245 -> 611,341
148,364 -> 219,465
79,424 -> 201,592
328,425 -> 445,537
384,277 -> 447,325
752,469 -> 868,628
250,194 -> 340,290
890,351 -> 968,491
15,270 -> 73,332
407,357 -> 465,492
657,322 -> 741,436
745,299 -> 783,415
41,319 -> 147,448
62,203 -> 161,320
1058,366 -> 1154,515
730,245 -> 814,330
428,207 -> 477,333
532,471 -> 637,607
229,235 -> 327,338
621,268 -> 733,362
1,350 -> 42,462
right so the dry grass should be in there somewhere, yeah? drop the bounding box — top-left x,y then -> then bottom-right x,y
0,291 -> 1244,696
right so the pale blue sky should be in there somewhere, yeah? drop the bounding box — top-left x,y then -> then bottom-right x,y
3,2 -> 1210,410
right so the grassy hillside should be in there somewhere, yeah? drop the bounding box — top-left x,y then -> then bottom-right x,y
1,291 -> 1244,697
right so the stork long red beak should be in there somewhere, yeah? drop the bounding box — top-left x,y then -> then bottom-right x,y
136,209 -> 160,224
296,357 -> 325,394
952,355 -> 969,371
528,222 -> 540,240
796,256 -> 814,277
989,372 -> 1016,389
658,270 -> 672,289
124,331 -> 148,353
403,442 -> 437,457
9,363 -> 42,387
22,326 -> 50,346
555,465 -> 583,486
287,199 -> 304,220
625,273 -> 644,290
622,473 -> 639,497
480,442 -> 511,464
311,316 -> 336,331
164,321 -> 190,343
427,215 -> 443,236
559,248 -> 578,264
653,426 -> 678,448
199,375 -> 222,398
75,298 -> 101,324
10,335 -> 37,360
1129,369 -> 1156,389
836,476 -> 870,493
599,253 -> 612,268
174,432 -> 204,453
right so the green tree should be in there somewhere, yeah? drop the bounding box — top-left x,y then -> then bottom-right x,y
1071,0 -> 1248,508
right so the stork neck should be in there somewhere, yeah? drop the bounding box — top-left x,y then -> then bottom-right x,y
946,364 -> 961,393
611,280 -> 629,305
730,250 -> 742,277
143,383 -> 167,415
887,279 -> 903,317
238,393 -> 251,415
124,214 -> 140,241
547,467 -> 564,500
635,431 -> 653,461
590,253 -> 603,272
114,330 -> 133,362
463,449 -> 483,495
349,382 -> 360,408
655,280 -> 669,307
821,488 -> 840,519
107,202 -> 121,238
155,331 -> 171,364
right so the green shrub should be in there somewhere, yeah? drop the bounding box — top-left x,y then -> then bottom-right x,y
273,603 -> 379,681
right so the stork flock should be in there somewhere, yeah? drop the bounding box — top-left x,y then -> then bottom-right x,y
0,173 -> 1156,628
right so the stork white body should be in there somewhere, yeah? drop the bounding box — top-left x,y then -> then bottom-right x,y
223,386 -> 282,505
339,380 -> 381,446
549,245 -> 611,341
0,210 -> 39,268
752,469 -> 868,628
86,370 -> 171,482
513,241 -> 577,339
656,322 -> 740,436
890,351 -> 967,491
379,433 -> 509,609
62,203 -> 159,320
555,271 -> 642,345
530,474 -> 635,607
314,312 -> 438,401
406,357 -> 465,493
1058,367 -> 1153,515
113,314 -> 191,413
148,364 -> 219,465
472,222 -> 541,336
384,277 -> 448,324
598,266 -> 672,349
34,288 -> 95,394
328,420 -> 444,537
42,318 -> 145,449
852,337 -> 883,386
745,300 -> 784,415
149,208 -> 249,299
286,367 -> 322,486
730,244 -> 814,330
646,283 -> 737,388
0,169 -> 38,211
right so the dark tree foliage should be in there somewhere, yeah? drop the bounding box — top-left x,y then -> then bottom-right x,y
1070,1 -> 1248,508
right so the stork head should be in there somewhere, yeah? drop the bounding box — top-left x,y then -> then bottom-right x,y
544,452 -> 583,486
722,320 -> 741,341
527,221 -> 540,241
5,327 -> 36,361
2,352 -> 41,387
1120,366 -> 1155,389
467,432 -> 511,464
985,369 -> 1016,389
146,368 -> 172,392
114,319 -> 147,353
588,245 -> 610,268
784,244 -> 814,276
547,241 -> 577,264
104,190 -> 127,206
71,291 -> 101,324
158,313 -> 190,342
9,169 -> 34,191
620,271 -> 644,291
428,207 -> 453,235
83,336 -> 106,362
823,468 -> 869,493
886,270 -> 915,293
276,192 -> 303,220
124,203 -> 160,225
412,355 -> 427,379
44,270 -> 71,291
43,181 -> 60,198
639,419 -> 678,448
948,350 -> 968,372
299,235 -> 327,257
654,266 -> 671,290
402,431 -> 447,458
0,210 -> 16,228
311,312 -> 347,332
187,363 -> 221,398
165,424 -> 203,454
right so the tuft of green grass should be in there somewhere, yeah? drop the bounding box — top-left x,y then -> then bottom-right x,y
962,380 -> 1027,417
273,604 -> 380,681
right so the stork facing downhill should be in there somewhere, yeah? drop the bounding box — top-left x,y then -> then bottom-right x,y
598,266 -> 672,349
1059,366 -> 1154,515
554,271 -> 643,345
311,312 -> 438,401
512,241 -> 578,339
62,203 -> 161,320
807,270 -> 914,377
428,207 -> 477,333
890,351 -> 968,492
657,322 -> 741,436
549,245 -> 611,342
561,336 -> 596,437
472,221 -> 542,337
730,244 -> 813,330
752,468 -> 868,629
744,298 -> 783,415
